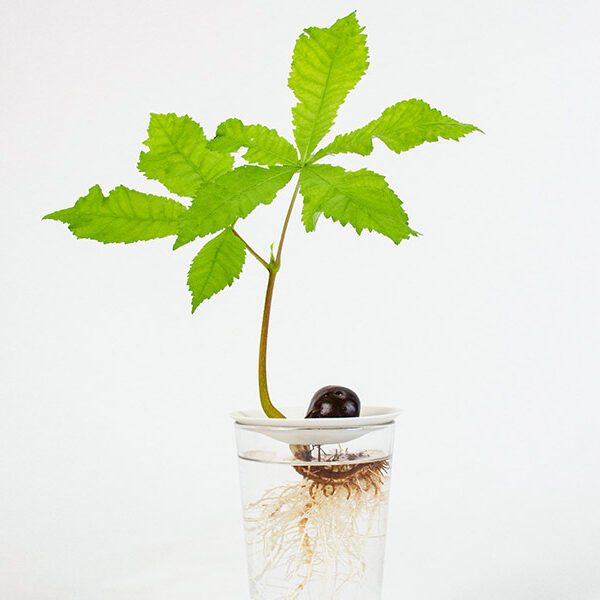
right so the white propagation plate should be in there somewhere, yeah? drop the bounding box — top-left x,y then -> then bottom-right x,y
231,406 -> 402,445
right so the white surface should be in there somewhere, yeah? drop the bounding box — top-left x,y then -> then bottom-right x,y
1,1 -> 599,599
232,406 -> 401,444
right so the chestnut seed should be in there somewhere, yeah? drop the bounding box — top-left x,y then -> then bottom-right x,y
305,385 -> 361,419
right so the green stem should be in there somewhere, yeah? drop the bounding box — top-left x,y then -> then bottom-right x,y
231,227 -> 270,271
258,176 -> 302,418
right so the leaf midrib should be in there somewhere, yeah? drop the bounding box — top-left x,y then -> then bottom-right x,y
195,234 -> 228,300
297,33 -> 347,161
189,167 -> 294,225
306,166 -> 406,233
227,126 -> 299,165
153,117 -> 226,184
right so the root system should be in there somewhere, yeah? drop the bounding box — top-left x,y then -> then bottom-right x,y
244,452 -> 389,599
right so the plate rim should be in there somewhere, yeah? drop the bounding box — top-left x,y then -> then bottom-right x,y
231,406 -> 402,429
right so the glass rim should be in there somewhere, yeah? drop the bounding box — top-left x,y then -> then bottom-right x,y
235,420 -> 396,434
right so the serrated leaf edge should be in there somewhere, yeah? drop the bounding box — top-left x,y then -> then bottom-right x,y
187,230 -> 247,312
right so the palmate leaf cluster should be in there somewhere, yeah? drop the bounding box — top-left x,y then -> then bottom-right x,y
44,12 -> 480,311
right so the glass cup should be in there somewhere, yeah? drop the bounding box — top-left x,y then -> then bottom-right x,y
234,412 -> 397,600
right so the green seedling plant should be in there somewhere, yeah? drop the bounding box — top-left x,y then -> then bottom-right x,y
45,14 -> 481,591
44,12 -> 480,422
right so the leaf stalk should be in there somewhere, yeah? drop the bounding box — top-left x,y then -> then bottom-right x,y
231,227 -> 271,271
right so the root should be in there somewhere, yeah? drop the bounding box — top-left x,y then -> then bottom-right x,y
294,459 -> 389,496
244,456 -> 389,599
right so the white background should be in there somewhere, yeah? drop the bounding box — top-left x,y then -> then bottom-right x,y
2,0 -> 599,598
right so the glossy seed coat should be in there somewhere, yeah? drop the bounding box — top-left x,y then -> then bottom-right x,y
305,385 -> 361,418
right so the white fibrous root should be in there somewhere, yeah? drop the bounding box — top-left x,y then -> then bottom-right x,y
244,459 -> 389,599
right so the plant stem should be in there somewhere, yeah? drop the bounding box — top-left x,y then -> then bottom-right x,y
231,227 -> 270,270
275,177 -> 302,266
258,176 -> 302,418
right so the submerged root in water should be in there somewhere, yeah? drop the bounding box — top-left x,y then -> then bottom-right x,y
294,458 -> 389,499
245,458 -> 389,599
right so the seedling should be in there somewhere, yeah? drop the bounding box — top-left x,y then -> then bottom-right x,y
44,14 -> 479,589
44,12 -> 479,421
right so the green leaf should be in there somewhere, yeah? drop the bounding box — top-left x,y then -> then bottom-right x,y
43,185 -> 186,243
138,113 -> 234,197
312,127 -> 375,160
312,99 -> 481,161
187,229 -> 246,311
289,12 -> 369,161
207,118 -> 299,166
175,166 -> 296,249
300,164 -> 418,244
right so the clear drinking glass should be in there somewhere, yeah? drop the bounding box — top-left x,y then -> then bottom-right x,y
234,418 -> 396,600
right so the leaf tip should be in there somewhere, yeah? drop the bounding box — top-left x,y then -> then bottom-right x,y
42,208 -> 71,223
